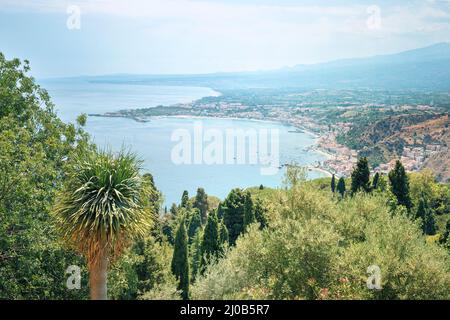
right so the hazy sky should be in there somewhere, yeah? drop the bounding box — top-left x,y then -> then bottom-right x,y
1,0 -> 450,78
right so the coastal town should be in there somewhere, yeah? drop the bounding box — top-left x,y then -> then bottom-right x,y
91,88 -> 450,181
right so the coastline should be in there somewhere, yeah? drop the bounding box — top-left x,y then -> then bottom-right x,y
307,166 -> 333,177
89,112 -> 337,178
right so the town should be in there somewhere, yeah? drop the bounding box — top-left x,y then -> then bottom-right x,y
92,88 -> 450,181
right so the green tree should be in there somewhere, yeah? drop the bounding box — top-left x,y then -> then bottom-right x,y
193,188 -> 209,224
187,209 -> 202,243
243,191 -> 255,230
388,160 -> 412,210
109,235 -> 177,300
372,172 -> 380,190
190,230 -> 203,282
201,212 -> 221,270
219,221 -> 229,246
416,197 -> 437,235
351,157 -> 370,194
170,203 -> 178,217
0,53 -> 90,299
161,216 -> 175,245
423,209 -> 437,236
331,174 -> 336,193
337,177 -> 346,198
181,190 -> 190,209
143,173 -> 163,239
143,173 -> 161,214
53,149 -> 153,300
171,221 -> 190,299
221,188 -> 246,245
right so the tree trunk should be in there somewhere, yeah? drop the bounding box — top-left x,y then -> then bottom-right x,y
89,253 -> 108,300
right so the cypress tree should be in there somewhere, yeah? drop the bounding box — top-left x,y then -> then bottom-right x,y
259,184 -> 264,190
351,157 -> 371,194
200,212 -> 220,270
217,201 -> 225,220
331,174 -> 336,193
219,221 -> 229,246
187,209 -> 202,243
372,172 -> 380,190
171,221 -> 189,299
193,188 -> 209,224
170,203 -> 178,217
243,191 -> 255,230
190,230 -> 203,282
181,190 -> 190,209
337,177 -> 346,198
388,160 -> 412,209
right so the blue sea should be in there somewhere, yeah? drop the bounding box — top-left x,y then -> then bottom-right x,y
41,79 -> 327,206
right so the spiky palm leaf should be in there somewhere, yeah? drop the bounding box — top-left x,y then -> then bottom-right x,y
53,148 -> 153,266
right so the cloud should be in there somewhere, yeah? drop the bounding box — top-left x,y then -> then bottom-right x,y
2,0 -> 449,76
2,0 -> 448,34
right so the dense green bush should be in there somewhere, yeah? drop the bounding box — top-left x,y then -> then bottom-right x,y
192,185 -> 450,300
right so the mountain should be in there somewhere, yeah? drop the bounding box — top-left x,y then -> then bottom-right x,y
57,43 -> 450,90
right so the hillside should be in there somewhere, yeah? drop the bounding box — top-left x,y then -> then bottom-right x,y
340,113 -> 449,181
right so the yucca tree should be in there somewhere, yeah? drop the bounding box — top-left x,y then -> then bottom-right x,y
53,149 -> 153,300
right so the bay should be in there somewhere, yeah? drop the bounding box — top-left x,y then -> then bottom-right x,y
41,80 -> 327,206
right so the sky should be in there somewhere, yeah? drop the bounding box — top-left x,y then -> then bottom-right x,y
1,0 -> 450,78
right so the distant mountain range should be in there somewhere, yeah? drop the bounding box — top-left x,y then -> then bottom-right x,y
59,43 -> 450,91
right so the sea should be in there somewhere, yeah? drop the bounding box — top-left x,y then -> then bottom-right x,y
40,78 -> 327,206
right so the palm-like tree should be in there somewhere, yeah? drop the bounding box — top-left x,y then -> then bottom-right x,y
53,149 -> 153,300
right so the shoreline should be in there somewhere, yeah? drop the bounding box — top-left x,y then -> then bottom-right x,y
89,112 -> 337,177
307,166 -> 333,177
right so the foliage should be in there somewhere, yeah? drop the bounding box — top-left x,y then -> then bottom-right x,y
187,209 -> 202,243
416,197 -> 437,235
372,172 -> 380,190
351,157 -> 371,194
192,183 -> 450,300
337,177 -> 346,198
181,190 -> 190,209
243,191 -> 255,230
193,188 -> 209,224
190,229 -> 203,282
201,212 -> 221,270
388,160 -> 413,210
53,149 -> 154,267
253,198 -> 269,229
171,221 -> 190,299
219,221 -> 230,246
0,53 -> 90,299
221,188 -> 246,245
108,236 -> 178,300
